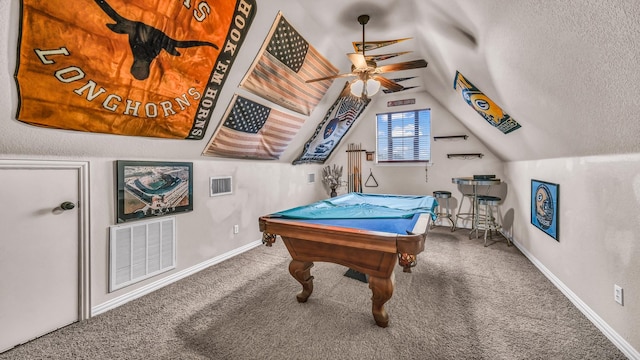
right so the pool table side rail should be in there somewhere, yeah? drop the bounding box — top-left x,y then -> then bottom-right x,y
258,215 -> 429,255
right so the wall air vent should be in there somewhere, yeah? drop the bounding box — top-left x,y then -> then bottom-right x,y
109,217 -> 176,292
210,176 -> 233,196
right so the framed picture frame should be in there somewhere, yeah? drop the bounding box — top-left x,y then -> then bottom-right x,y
116,160 -> 193,223
531,179 -> 559,241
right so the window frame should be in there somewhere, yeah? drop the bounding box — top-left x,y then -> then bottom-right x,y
375,108 -> 431,164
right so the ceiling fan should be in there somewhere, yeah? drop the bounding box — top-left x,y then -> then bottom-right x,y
306,14 -> 428,99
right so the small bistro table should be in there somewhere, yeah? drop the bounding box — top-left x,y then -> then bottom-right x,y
452,177 -> 501,238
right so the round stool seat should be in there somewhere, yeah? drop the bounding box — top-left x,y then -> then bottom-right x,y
433,190 -> 452,198
432,190 -> 454,231
477,195 -> 501,205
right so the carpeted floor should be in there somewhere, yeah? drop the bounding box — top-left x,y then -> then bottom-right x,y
0,227 -> 627,359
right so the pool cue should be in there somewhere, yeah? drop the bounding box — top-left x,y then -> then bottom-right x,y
345,143 -> 366,193
350,143 -> 354,192
347,143 -> 352,192
354,143 -> 360,192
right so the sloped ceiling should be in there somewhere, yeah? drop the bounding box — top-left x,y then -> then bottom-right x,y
280,0 -> 640,162
2,0 -> 638,162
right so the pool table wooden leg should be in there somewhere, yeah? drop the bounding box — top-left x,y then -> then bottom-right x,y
398,253 -> 417,273
368,273 -> 395,328
288,260 -> 314,303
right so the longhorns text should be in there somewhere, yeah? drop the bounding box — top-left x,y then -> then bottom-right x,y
31,0 -> 253,138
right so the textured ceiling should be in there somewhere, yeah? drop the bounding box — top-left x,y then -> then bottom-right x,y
283,0 -> 640,161
1,0 -> 638,162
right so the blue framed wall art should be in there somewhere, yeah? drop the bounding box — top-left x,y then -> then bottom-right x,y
531,179 -> 559,241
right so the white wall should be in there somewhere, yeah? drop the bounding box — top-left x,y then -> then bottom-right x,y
503,155 -> 640,354
329,91 -> 505,210
0,155 -> 326,308
0,0 -> 328,308
90,158 -> 325,306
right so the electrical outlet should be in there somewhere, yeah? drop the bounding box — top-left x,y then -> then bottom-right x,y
233,225 -> 239,234
614,284 -> 623,305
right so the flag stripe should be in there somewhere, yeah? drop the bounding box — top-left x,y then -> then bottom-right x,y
240,12 -> 337,116
245,52 -> 331,109
208,130 -> 285,156
251,60 -> 324,104
215,129 -> 289,150
297,47 -> 340,82
209,128 -> 288,157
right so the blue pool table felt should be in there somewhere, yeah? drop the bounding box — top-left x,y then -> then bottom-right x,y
272,193 -> 437,234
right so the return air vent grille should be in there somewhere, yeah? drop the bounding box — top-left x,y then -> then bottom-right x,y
109,217 -> 176,292
210,176 -> 233,196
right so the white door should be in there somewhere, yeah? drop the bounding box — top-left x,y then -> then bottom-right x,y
0,165 -> 82,353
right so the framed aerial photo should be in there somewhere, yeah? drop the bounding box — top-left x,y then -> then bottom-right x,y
531,179 -> 559,241
116,161 -> 193,223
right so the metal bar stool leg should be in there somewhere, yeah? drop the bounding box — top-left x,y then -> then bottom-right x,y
476,195 -> 509,247
432,191 -> 455,231
453,192 -> 474,232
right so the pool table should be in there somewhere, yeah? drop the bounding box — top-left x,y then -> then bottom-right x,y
259,193 -> 436,327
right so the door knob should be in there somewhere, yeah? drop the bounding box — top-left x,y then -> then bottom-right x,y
60,201 -> 75,210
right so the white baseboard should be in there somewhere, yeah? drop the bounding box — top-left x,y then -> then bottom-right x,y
503,232 -> 639,360
92,239 -> 262,316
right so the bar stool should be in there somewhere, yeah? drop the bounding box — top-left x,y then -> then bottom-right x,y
476,195 -> 510,247
432,191 -> 455,231
453,192 -> 475,232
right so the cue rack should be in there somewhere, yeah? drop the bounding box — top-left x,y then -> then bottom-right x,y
346,143 -> 364,192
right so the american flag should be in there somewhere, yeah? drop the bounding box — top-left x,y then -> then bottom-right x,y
203,95 -> 305,159
240,12 -> 338,116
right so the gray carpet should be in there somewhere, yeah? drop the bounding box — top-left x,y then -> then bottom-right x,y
0,227 -> 626,359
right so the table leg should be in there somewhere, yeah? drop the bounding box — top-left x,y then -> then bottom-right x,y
398,253 -> 417,273
262,232 -> 277,246
288,260 -> 314,303
368,273 -> 395,328
469,184 -> 480,239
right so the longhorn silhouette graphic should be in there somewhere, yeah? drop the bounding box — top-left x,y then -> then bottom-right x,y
94,0 -> 219,80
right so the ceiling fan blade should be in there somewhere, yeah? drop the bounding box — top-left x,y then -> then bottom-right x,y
347,53 -> 368,69
373,75 -> 404,92
386,76 -> 417,83
376,59 -> 428,73
305,73 -> 355,83
383,86 -> 418,94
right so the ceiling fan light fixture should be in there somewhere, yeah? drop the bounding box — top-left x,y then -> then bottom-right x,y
305,14 -> 427,96
350,78 -> 381,98
366,78 -> 381,96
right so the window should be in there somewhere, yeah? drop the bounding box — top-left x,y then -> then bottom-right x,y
376,108 -> 431,163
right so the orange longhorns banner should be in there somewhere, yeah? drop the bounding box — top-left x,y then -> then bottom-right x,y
15,0 -> 255,139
